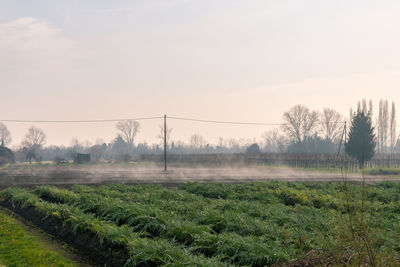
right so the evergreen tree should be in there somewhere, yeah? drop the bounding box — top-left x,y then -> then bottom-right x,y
345,110 -> 376,168
245,143 -> 261,154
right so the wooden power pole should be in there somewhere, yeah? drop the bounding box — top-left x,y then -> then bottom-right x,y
164,114 -> 167,172
337,121 -> 346,156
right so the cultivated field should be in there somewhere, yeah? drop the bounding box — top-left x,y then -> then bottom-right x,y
2,181 -> 400,266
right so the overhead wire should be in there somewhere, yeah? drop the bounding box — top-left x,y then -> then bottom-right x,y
0,116 -> 163,123
5,115 -> 400,127
167,116 -> 283,126
168,116 -> 347,126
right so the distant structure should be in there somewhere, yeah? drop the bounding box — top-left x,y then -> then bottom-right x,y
245,143 -> 261,154
0,146 -> 15,165
75,153 -> 91,164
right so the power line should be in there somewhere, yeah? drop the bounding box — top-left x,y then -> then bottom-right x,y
168,116 -> 283,126
169,116 -> 400,127
168,116 -> 348,126
0,116 -> 163,123
3,114 -> 400,127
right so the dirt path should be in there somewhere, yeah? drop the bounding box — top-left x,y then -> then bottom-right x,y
1,164 -> 399,187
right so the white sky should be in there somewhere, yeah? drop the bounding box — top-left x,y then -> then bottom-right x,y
1,1 -> 400,146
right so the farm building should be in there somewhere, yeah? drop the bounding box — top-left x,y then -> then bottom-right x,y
74,153 -> 91,164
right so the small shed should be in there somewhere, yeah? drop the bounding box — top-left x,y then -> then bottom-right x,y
75,153 -> 91,164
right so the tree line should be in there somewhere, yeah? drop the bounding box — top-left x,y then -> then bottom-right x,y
0,99 -> 398,163
267,99 -> 397,154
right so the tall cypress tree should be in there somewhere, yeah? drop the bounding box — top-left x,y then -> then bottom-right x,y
345,110 -> 376,168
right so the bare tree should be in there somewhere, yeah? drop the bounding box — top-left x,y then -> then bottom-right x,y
390,101 -> 396,152
359,99 -> 367,113
90,144 -> 104,162
226,138 -> 238,148
22,126 -> 46,163
383,100 -> 389,152
157,124 -> 172,147
116,120 -> 140,146
0,123 -> 11,146
217,137 -> 224,148
378,99 -> 389,153
320,108 -> 343,143
378,101 -> 382,152
22,126 -> 46,148
368,99 -> 373,117
70,137 -> 84,159
189,134 -> 206,149
282,105 -> 319,143
262,129 -> 285,152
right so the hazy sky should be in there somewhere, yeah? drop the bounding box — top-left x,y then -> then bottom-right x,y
1,0 -> 400,146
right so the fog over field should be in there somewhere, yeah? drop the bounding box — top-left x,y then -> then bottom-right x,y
1,163 -> 398,189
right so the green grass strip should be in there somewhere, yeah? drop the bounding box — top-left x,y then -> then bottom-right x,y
0,208 -> 78,267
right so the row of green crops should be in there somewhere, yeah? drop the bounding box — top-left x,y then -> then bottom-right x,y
1,188 -> 230,266
34,185 -> 291,265
179,181 -> 342,208
3,181 -> 400,266
32,185 -> 342,264
179,182 -> 400,254
180,181 -> 400,204
32,182 -> 400,265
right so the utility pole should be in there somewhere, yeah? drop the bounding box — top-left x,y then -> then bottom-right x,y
337,121 -> 346,156
344,121 -> 347,169
164,114 -> 167,172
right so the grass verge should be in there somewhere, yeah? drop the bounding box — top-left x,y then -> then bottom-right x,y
0,208 -> 78,267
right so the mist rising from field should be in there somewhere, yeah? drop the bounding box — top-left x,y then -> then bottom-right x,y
0,162 -> 393,189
